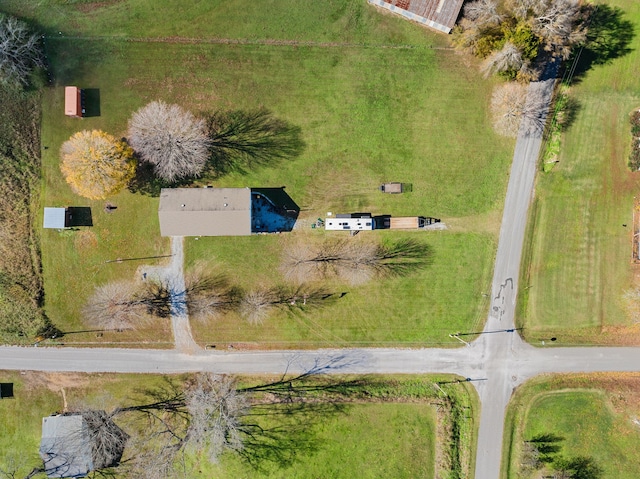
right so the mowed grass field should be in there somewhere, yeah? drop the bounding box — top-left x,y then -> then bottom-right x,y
0,371 -> 477,479
214,403 -> 436,479
519,0 -> 640,345
1,1 -> 513,346
503,373 -> 640,479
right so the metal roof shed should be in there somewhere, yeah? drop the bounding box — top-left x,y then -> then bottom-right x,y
64,86 -> 83,118
40,415 -> 93,478
158,188 -> 252,236
43,208 -> 69,229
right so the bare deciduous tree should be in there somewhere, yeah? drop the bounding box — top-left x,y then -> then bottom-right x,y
481,41 -> 525,78
183,265 -> 238,321
96,357 -> 366,475
463,0 -> 504,27
84,269 -> 238,330
0,14 -> 43,86
281,238 -> 431,285
531,0 -> 587,59
490,82 -> 549,137
83,281 -> 153,331
507,0 -> 543,19
128,101 -> 210,182
80,410 -> 130,470
184,374 -> 248,463
455,0 -> 590,78
238,284 -> 337,325
238,287 -> 278,325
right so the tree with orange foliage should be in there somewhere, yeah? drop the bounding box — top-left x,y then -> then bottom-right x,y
60,130 -> 136,200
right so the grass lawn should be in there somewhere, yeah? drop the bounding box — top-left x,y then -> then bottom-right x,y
187,230 -> 494,347
518,0 -> 640,345
213,403 -> 435,479
2,1 -> 513,346
0,371 -> 477,479
503,373 -> 640,479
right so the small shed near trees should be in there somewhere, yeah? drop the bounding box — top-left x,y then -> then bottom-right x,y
39,412 -> 128,478
64,86 -> 84,118
43,207 -> 71,229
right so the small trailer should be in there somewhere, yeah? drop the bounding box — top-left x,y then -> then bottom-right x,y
325,213 -> 374,231
379,182 -> 404,194
389,216 -> 437,229
326,214 -> 440,231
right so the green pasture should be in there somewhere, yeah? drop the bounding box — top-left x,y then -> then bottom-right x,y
213,403 -> 435,479
4,0 -> 513,345
0,372 -> 477,479
519,0 -> 640,344
1,0 -> 446,47
503,375 -> 640,479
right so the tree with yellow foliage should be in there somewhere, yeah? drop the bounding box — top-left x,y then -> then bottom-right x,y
60,130 -> 136,200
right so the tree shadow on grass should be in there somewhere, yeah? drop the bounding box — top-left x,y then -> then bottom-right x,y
127,161 -> 192,197
556,95 -> 581,132
201,108 -> 306,179
239,402 -> 348,471
567,4 -> 636,83
378,238 -> 435,277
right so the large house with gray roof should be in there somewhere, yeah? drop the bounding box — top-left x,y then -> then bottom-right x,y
158,187 -> 299,237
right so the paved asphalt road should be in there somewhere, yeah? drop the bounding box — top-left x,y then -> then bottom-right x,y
2,74 -> 639,478
472,77 -> 558,479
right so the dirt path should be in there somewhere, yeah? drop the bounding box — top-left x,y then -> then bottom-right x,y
48,34 -> 454,50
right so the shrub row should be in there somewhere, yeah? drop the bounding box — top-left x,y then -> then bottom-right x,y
629,109 -> 640,171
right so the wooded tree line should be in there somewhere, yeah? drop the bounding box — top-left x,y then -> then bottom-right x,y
453,0 -> 591,81
0,13 -> 60,342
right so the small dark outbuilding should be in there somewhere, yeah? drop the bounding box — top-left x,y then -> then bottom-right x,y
0,383 -> 13,398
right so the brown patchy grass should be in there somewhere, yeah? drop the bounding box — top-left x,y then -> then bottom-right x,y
74,230 -> 99,250
542,372 -> 640,415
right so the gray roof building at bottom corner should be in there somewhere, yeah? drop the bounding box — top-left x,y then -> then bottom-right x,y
158,187 -> 252,236
40,415 -> 93,478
